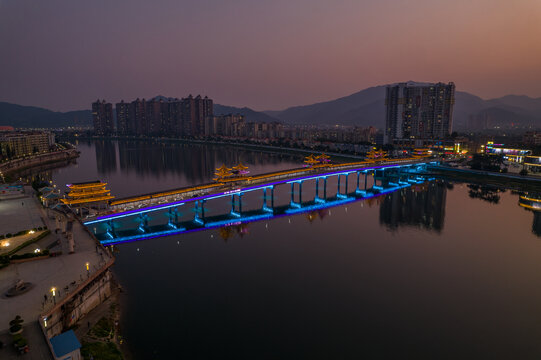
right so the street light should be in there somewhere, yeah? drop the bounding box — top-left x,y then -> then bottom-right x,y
51,287 -> 56,304
86,262 -> 90,278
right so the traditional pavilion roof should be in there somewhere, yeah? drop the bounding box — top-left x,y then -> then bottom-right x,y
38,186 -> 54,193
43,192 -> 60,199
304,154 -> 319,165
232,163 -> 248,171
215,165 -> 232,172
67,181 -> 107,190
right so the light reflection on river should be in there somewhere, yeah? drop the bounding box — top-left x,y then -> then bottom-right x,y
48,140 -> 541,359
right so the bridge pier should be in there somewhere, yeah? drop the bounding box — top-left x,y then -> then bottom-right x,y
323,177 -> 327,201
106,220 -> 116,239
355,171 -> 369,196
231,194 -> 242,217
372,169 -> 384,191
138,214 -> 149,232
262,186 -> 274,213
337,173 -> 349,199
290,181 -> 302,208
194,200 -> 206,225
315,177 -> 325,203
167,207 -> 184,229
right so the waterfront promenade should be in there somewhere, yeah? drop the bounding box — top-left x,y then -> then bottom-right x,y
0,190 -> 112,358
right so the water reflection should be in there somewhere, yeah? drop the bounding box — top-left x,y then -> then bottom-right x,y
467,184 -> 505,204
305,209 -> 329,223
95,140 -> 117,174
518,192 -> 541,237
52,140 -> 302,199
91,139 -> 302,185
218,223 -> 250,241
379,181 -> 447,233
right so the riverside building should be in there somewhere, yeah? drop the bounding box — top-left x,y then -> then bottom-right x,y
0,131 -> 56,160
384,82 -> 455,146
107,95 -> 213,137
92,99 -> 114,135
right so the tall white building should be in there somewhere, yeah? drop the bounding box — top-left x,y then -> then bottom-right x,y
384,82 -> 455,145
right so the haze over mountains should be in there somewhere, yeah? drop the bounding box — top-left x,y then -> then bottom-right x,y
1,83 -> 541,131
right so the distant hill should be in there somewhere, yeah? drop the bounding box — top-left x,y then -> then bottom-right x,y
0,100 -> 278,129
3,87 -> 541,131
214,104 -> 280,123
266,85 -> 386,127
0,102 -> 92,128
267,84 -> 541,131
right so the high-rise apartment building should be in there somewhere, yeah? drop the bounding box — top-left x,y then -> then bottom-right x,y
116,100 -> 130,135
384,82 -> 455,145
179,95 -> 213,137
109,95 -> 213,137
92,100 -> 114,135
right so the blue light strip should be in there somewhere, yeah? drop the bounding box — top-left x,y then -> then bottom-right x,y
97,180 -> 417,246
85,201 -> 185,225
85,160 -> 436,225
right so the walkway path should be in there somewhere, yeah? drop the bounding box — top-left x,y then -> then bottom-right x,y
0,322 -> 52,360
0,193 -> 110,333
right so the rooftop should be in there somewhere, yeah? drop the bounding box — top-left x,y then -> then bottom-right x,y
50,330 -> 81,357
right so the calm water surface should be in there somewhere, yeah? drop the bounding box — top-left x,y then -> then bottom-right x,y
51,140 -> 541,359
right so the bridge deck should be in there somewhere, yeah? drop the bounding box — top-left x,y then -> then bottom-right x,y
109,157 -> 430,206
85,158 -> 436,225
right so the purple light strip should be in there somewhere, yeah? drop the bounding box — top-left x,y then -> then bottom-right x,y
86,160 -> 434,225
99,188 -> 397,246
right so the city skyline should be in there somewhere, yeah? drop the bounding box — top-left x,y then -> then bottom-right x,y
1,0 -> 540,112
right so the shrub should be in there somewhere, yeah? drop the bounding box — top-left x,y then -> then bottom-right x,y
37,227 -> 43,231
6,233 -> 12,238
9,315 -> 24,333
10,249 -> 49,260
14,337 -> 27,348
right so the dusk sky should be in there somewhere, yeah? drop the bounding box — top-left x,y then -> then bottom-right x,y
1,0 -> 540,112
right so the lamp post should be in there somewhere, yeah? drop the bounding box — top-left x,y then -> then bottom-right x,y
51,287 -> 56,305
86,262 -> 90,278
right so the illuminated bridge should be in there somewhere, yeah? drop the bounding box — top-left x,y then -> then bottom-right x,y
84,160 -> 438,245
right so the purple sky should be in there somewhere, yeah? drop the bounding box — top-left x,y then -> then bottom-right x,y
1,0 -> 540,112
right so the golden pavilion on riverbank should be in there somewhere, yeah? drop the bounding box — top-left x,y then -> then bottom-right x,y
61,181 -> 114,211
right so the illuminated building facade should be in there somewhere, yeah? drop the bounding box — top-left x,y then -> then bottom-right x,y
485,142 -> 532,163
0,131 -> 55,160
384,82 -> 455,145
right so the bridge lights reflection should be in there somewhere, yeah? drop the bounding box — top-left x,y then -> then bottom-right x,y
86,162 -> 435,245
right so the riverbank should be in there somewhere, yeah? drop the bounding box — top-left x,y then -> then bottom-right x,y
0,185 -> 116,359
429,165 -> 541,191
62,134 -> 366,161
0,148 -> 79,178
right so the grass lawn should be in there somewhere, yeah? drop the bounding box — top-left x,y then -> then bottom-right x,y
81,341 -> 123,360
91,317 -> 113,338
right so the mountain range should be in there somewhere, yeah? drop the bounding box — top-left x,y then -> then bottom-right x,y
1,84 -> 541,131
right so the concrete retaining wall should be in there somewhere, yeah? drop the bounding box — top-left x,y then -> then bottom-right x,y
41,264 -> 114,339
0,149 -> 79,175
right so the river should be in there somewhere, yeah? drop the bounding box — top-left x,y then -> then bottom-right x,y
48,140 -> 541,359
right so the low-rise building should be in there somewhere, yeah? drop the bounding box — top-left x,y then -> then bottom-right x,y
0,131 -> 56,160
